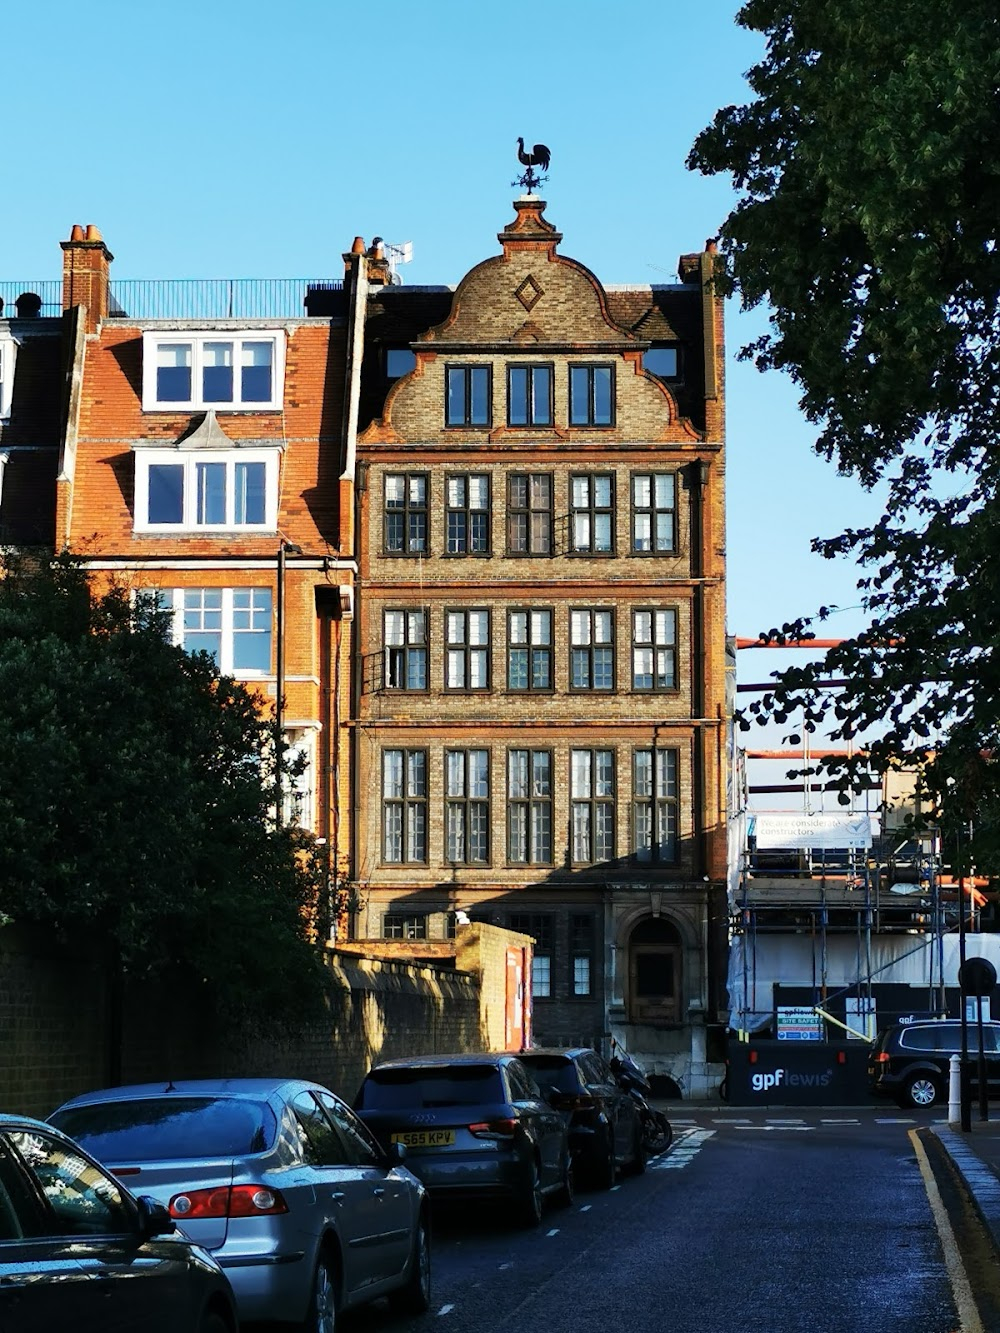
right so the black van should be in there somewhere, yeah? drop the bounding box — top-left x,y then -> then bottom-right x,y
868,1018 -> 1000,1108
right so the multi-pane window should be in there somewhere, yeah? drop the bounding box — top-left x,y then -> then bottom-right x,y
508,914 -> 554,998
384,609 -> 428,690
446,365 -> 491,426
446,750 -> 490,864
446,474 -> 490,554
507,609 -> 553,691
570,475 -> 614,553
383,749 -> 428,863
571,749 -> 616,864
570,609 -> 615,690
507,473 -> 553,554
384,473 -> 428,554
571,914 -> 595,996
142,332 -> 283,410
446,610 -> 490,689
156,587 -> 272,675
507,750 -> 553,864
569,365 -> 614,425
136,450 -> 277,531
633,748 -> 678,863
632,609 -> 677,690
507,364 -> 553,426
632,472 -> 676,553
383,914 -> 428,940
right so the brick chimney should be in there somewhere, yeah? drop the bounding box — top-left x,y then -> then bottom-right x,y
61,224 -> 114,333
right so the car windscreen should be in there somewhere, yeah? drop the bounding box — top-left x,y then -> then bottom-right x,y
516,1057 -> 579,1093
358,1066 -> 504,1110
49,1097 -> 277,1161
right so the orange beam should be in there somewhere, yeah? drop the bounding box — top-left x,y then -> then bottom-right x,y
735,637 -> 845,649
746,749 -> 863,760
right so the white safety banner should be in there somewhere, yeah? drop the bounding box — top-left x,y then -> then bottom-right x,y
751,812 -> 873,850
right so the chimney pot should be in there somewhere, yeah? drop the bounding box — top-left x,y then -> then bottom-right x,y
351,236 -> 365,255
705,237 -> 719,254
70,224 -> 85,242
85,224 -> 103,243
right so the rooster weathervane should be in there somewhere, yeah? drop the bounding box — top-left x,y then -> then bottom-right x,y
513,137 -> 550,193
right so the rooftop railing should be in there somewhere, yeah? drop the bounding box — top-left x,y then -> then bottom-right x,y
0,278 -> 344,321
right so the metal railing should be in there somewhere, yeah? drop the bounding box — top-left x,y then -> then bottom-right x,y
0,278 -> 343,321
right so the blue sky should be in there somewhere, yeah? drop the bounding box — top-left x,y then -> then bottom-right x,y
6,0 -> 884,804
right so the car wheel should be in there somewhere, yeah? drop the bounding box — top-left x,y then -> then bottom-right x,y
199,1313 -> 231,1333
903,1073 -> 942,1109
554,1149 -> 575,1208
517,1159 -> 544,1228
303,1247 -> 339,1333
389,1214 -> 431,1314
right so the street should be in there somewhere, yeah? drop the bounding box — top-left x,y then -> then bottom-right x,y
350,1111 -> 978,1333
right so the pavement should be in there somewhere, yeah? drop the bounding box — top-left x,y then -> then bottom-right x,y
931,1116 -> 1000,1259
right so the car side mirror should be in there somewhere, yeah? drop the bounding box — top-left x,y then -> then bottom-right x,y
136,1195 -> 175,1240
387,1141 -> 408,1165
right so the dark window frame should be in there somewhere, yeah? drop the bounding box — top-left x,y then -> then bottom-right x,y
569,606 -> 616,692
570,748 -> 616,865
507,748 -> 554,865
382,912 -> 429,940
445,748 -> 491,865
570,912 -> 596,997
507,472 -> 554,555
630,470 -> 677,556
446,364 -> 492,428
445,607 -> 491,692
631,607 -> 679,693
383,607 -> 429,692
445,472 -> 491,556
382,748 -> 429,864
642,344 -> 682,382
631,747 -> 679,865
384,472 -> 429,556
506,363 -> 554,428
569,363 -> 615,427
507,607 -> 554,692
508,912 -> 555,999
569,472 -> 616,555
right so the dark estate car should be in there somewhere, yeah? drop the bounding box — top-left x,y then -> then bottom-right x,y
0,1112 -> 237,1333
515,1047 -> 645,1187
354,1053 -> 573,1227
869,1019 -> 1000,1108
50,1078 -> 430,1332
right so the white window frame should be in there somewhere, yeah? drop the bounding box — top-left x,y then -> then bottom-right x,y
157,586 -> 273,678
0,335 -> 19,420
141,330 -> 286,411
133,447 -> 280,533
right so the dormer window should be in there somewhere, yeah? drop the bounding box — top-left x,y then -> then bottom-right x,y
643,345 -> 680,380
141,331 -> 285,411
386,348 -> 416,381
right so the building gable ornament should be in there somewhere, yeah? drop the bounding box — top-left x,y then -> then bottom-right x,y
514,274 -> 544,312
176,408 -> 236,450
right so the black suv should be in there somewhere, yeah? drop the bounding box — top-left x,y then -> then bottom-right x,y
868,1018 -> 1000,1108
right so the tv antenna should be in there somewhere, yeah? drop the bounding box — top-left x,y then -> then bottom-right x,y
384,240 -> 413,285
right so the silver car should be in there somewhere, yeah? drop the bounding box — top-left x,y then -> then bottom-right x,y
50,1078 -> 430,1331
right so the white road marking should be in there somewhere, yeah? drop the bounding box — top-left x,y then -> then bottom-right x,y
910,1129 -> 983,1333
498,1263 -> 512,1270
712,1117 -> 752,1124
578,1204 -> 591,1212
737,1125 -> 814,1131
876,1116 -> 915,1124
650,1127 -> 715,1168
821,1118 -> 860,1123
766,1118 -> 806,1124
437,1305 -> 455,1316
546,1228 -> 559,1237
610,1184 -> 621,1191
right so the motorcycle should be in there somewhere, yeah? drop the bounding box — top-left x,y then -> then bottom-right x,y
609,1043 -> 673,1156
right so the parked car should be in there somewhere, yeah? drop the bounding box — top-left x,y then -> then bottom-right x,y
516,1047 -> 645,1187
49,1078 -> 430,1332
354,1053 -> 573,1226
868,1018 -> 1000,1108
0,1111 -> 237,1333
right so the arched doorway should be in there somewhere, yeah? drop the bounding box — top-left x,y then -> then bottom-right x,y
627,917 -> 682,1025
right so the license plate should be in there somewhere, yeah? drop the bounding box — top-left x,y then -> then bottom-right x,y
392,1129 -> 456,1148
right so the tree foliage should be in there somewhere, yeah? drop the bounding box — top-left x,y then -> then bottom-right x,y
0,555 -> 328,1025
689,0 -> 1000,866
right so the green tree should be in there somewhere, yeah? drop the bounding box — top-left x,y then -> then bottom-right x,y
689,0 -> 1000,865
0,554 -> 328,1026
